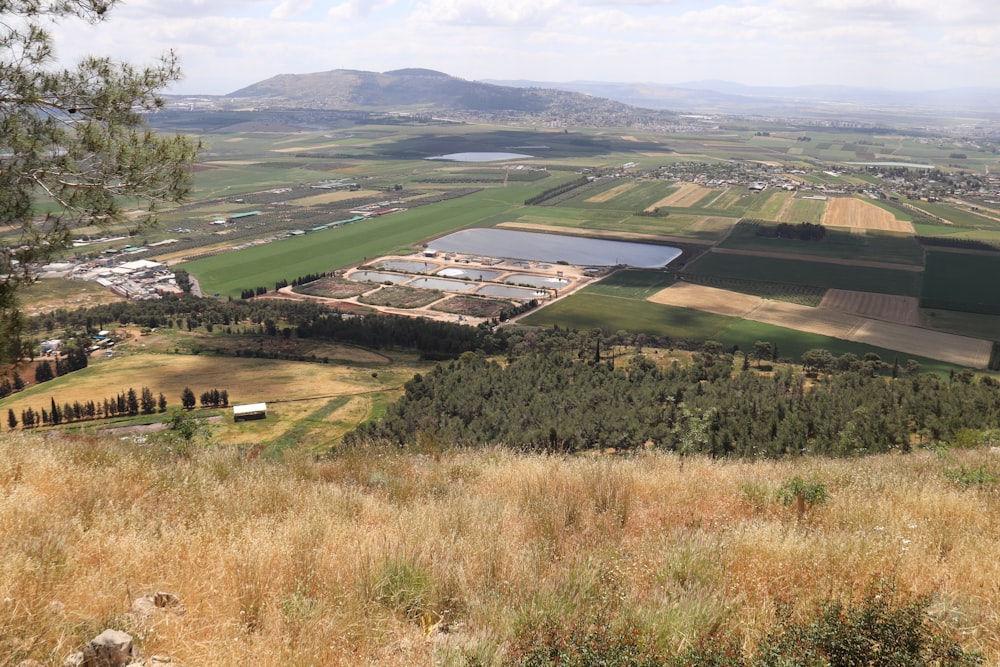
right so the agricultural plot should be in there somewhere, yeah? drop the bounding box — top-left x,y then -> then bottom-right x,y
584,269 -> 677,299
779,197 -> 827,224
358,285 -> 443,308
585,181 -> 639,203
644,183 -> 714,210
688,252 -> 923,296
908,200 -> 1000,228
922,250 -> 1000,315
742,190 -> 793,221
718,221 -> 924,265
823,197 -> 914,233
649,283 -> 990,368
293,277 -> 372,299
432,295 -> 515,318
820,289 -> 920,325
565,180 -> 676,211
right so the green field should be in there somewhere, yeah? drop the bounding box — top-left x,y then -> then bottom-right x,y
783,197 -> 827,224
719,221 -> 925,265
922,250 -> 1000,314
522,293 -> 957,374
687,252 -> 923,296
180,188 -> 528,296
583,269 -> 677,299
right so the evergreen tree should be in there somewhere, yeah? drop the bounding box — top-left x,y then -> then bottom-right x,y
158,392 -> 168,412
7,409 -> 16,429
34,360 -> 54,383
126,388 -> 139,415
0,0 -> 199,363
181,387 -> 196,410
12,372 -> 24,391
140,386 -> 156,414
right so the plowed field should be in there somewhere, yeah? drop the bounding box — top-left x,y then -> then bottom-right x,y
822,197 -> 914,233
586,182 -> 637,203
820,289 -> 920,325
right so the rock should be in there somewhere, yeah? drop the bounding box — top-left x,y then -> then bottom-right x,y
17,660 -> 45,667
62,653 -> 85,667
129,592 -> 185,624
81,629 -> 135,667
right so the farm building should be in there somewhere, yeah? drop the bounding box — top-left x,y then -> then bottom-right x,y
233,402 -> 267,422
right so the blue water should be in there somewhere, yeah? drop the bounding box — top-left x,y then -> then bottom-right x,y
425,152 -> 533,162
428,229 -> 681,268
348,271 -> 410,284
437,268 -> 503,281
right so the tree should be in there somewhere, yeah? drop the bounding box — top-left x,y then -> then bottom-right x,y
181,386 -> 196,410
34,360 -> 54,383
7,408 -> 16,429
0,1 -> 199,362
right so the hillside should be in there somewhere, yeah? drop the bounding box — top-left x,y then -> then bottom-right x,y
222,67 -> 671,121
0,432 -> 994,665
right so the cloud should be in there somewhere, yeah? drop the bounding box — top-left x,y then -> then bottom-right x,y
271,0 -> 314,19
413,0 -> 566,28
327,0 -> 396,20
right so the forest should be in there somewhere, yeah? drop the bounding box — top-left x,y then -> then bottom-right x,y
346,334 -> 1000,456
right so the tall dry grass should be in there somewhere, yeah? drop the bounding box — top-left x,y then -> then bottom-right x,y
1,432 -> 998,665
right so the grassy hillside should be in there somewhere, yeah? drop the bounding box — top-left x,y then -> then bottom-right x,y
0,433 -> 995,665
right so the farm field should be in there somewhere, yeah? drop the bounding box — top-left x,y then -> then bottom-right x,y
687,251 -> 924,296
22,279 -> 125,317
822,196 -> 914,233
820,289 -> 920,325
922,250 -> 1000,315
649,283 -> 989,368
778,196 -> 827,224
522,292 -> 959,373
718,221 -> 925,265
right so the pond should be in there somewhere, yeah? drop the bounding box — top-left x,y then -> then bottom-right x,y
348,271 -> 410,284
437,267 -> 503,281
477,284 -> 549,300
425,152 -> 534,162
408,277 -> 478,292
429,229 -> 681,268
377,260 -> 437,273
504,274 -> 570,288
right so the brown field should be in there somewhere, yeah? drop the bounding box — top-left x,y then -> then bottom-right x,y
585,182 -> 637,203
821,289 -> 920,325
645,182 -> 710,210
271,141 -> 345,154
22,279 -> 125,317
822,197 -> 914,233
648,281 -> 764,317
648,283 -> 991,368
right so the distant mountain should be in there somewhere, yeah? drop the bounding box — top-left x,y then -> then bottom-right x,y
485,78 -> 1000,120
224,68 -> 666,121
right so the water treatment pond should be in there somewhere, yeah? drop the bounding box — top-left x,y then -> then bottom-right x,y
437,267 -> 503,281
408,277 -> 477,292
377,260 -> 437,273
429,229 -> 681,268
477,285 -> 549,299
348,271 -> 410,284
504,274 -> 570,288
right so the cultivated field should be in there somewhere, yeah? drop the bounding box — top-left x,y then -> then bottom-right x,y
644,182 -> 711,210
585,181 -> 637,203
820,289 -> 920,325
823,196 -> 915,233
649,283 -> 991,368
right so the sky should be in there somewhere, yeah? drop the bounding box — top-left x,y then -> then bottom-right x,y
44,0 -> 1000,95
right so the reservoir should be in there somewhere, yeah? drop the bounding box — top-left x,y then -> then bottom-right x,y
408,277 -> 477,291
504,274 -> 570,288
347,271 -> 410,284
377,260 -> 437,273
425,152 -> 533,162
429,229 -> 682,268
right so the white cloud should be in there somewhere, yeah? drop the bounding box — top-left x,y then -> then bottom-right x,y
271,0 -> 315,19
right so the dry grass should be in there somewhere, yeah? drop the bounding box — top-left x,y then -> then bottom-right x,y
585,182 -> 637,204
1,433 -> 998,665
645,182 -> 710,210
823,197 -> 915,233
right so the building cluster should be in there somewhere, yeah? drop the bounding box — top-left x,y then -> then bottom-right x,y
39,258 -> 183,300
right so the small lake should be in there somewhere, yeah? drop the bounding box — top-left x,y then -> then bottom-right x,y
425,152 -> 533,162
429,229 -> 682,268
437,267 -> 503,281
408,277 -> 477,291
477,284 -> 549,300
377,260 -> 437,273
348,271 -> 410,284
504,274 -> 570,288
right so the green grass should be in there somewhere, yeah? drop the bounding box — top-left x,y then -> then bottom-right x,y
783,198 -> 827,224
743,190 -> 791,221
181,188 -> 529,296
908,200 -> 1000,228
921,309 -> 1000,340
584,269 -> 677,299
687,252 -> 923,297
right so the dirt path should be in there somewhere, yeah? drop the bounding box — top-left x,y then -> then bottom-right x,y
708,247 -> 924,272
